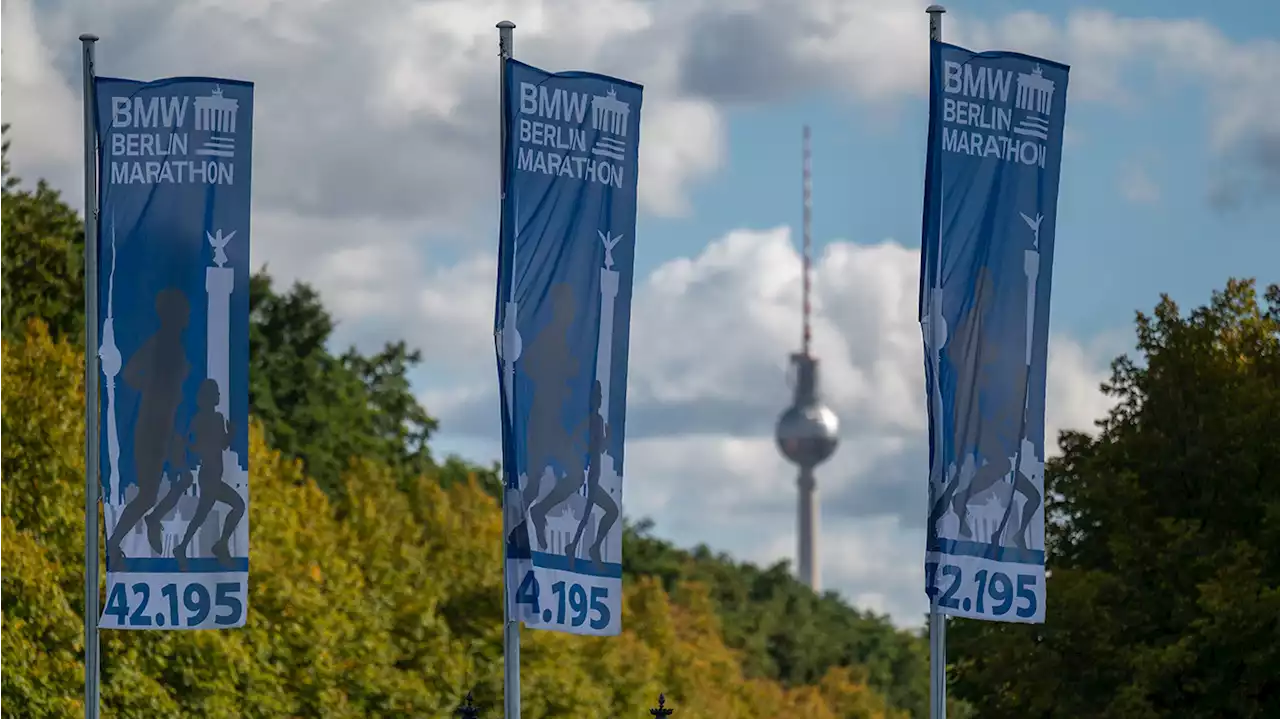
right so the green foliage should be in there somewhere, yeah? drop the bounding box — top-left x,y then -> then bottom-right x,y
247,271 -> 377,493
624,519 -> 934,717
341,341 -> 439,482
1,321 -> 908,718
2,517 -> 85,717
0,137 -> 931,716
0,131 -> 444,495
1,124 -> 86,342
950,279 -> 1280,718
226,267 -> 454,496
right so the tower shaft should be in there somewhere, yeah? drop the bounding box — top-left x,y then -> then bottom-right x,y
798,465 -> 819,591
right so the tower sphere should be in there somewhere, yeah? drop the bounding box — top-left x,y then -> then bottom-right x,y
775,401 -> 840,467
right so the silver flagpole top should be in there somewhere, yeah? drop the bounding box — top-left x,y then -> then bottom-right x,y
926,6 -> 945,42
497,20 -> 515,57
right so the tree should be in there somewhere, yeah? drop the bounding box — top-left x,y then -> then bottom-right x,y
2,319 -> 907,718
0,121 -> 448,491
248,271 -> 444,493
1,517 -> 85,717
0,126 -> 445,496
341,340 -> 439,483
623,519 -> 937,717
1,124 -> 86,342
248,271 -> 378,493
1,143 -> 935,716
949,279 -> 1280,718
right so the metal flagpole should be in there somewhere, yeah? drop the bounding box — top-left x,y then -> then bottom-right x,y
496,19 -> 522,719
926,11 -> 948,719
79,31 -> 103,719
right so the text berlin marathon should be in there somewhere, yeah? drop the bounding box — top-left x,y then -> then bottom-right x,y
108,95 -> 237,186
939,61 -> 1054,169
516,82 -> 628,189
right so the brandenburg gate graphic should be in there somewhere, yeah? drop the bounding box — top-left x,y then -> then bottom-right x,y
592,88 -> 630,137
195,87 -> 239,134
1015,65 -> 1055,116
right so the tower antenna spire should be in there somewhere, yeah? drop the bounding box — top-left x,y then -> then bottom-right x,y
802,124 -> 813,357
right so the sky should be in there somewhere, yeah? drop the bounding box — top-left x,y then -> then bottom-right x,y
5,0 -> 1278,629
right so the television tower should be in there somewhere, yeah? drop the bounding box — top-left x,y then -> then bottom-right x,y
775,125 -> 840,591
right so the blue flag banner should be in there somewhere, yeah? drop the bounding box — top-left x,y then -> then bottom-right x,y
95,77 -> 253,630
496,59 -> 643,637
919,43 -> 1069,624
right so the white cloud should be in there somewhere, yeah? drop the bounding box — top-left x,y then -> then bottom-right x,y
7,0 -> 1275,363
7,0 -> 725,227
17,0 -> 1243,628
1119,161 -> 1161,205
669,2 -> 1280,202
2,0 -> 83,199
953,10 -> 1280,203
16,1 -> 1273,232
424,227 -> 1118,626
2,0 -> 736,363
415,253 -> 503,370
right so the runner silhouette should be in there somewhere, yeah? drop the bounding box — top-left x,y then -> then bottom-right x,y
107,288 -> 191,567
928,266 -> 1040,548
531,375 -> 600,552
173,379 -> 245,569
519,283 -> 582,550
528,426 -> 587,552
564,380 -> 618,568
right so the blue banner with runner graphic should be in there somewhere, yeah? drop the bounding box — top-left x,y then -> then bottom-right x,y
919,42 -> 1069,624
95,77 -> 253,630
495,59 -> 643,637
